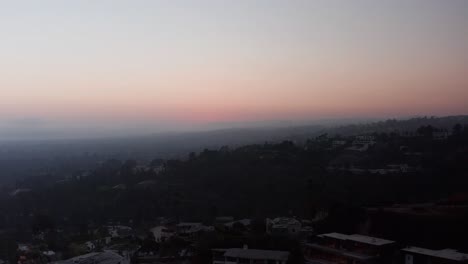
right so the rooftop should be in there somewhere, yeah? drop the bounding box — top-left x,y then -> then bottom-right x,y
223,248 -> 289,261
305,243 -> 374,261
215,216 -> 234,222
318,233 -> 394,246
177,222 -> 202,227
347,234 -> 395,246
318,232 -> 349,240
53,251 -> 125,264
402,247 -> 468,261
225,219 -> 251,227
269,217 -> 301,227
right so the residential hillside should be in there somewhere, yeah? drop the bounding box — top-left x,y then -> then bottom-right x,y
1,116 -> 467,186
1,118 -> 468,255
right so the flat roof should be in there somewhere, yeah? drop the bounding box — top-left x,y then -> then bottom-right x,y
177,222 -> 202,226
305,243 -> 373,261
402,247 -> 468,261
318,233 -> 394,246
53,251 -> 124,264
347,234 -> 394,246
225,219 -> 251,227
318,232 -> 349,240
224,248 -> 289,261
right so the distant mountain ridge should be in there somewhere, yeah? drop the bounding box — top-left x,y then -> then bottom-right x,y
323,115 -> 468,137
0,115 -> 467,185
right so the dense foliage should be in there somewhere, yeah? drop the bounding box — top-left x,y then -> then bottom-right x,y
1,119 -> 468,260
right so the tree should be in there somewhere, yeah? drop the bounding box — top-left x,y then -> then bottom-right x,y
150,158 -> 165,167
31,213 -> 55,233
232,222 -> 246,232
141,232 -> 159,253
251,218 -> 266,235
122,159 -> 137,171
453,123 -> 463,136
417,125 -> 434,138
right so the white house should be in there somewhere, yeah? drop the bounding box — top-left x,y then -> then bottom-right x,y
266,217 -> 301,236
149,226 -> 174,242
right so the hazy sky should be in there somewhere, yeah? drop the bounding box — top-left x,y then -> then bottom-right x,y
1,0 -> 467,138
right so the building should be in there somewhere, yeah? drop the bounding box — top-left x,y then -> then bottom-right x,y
43,251 -> 58,262
432,131 -> 449,140
347,136 -> 376,152
303,233 -> 396,264
107,225 -> 133,238
176,222 -> 203,233
215,216 -> 235,224
149,225 -> 174,242
176,222 -> 214,241
53,251 -> 129,264
401,247 -> 468,264
132,165 -> 150,174
399,131 -> 417,138
212,247 -> 289,264
332,140 -> 347,148
266,217 -> 301,237
368,164 -> 412,175
224,219 -> 252,231
85,241 -> 96,252
354,135 -> 375,144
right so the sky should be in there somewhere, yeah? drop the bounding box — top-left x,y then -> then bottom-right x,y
1,0 -> 467,139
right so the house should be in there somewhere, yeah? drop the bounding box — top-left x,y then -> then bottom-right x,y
85,241 -> 96,252
212,246 -> 289,264
136,180 -> 157,188
332,140 -> 347,148
433,130 -> 449,140
358,135 -> 375,143
152,165 -> 165,174
299,219 -> 315,238
107,225 -> 133,238
149,225 -> 174,242
112,184 -> 126,190
215,216 -> 235,225
17,244 -> 31,253
347,135 -> 376,152
387,164 -> 410,173
17,244 -> 58,264
176,222 -> 203,233
43,251 -> 58,262
401,247 -> 468,264
266,217 -> 302,237
131,165 -> 149,174
53,251 -> 129,264
399,131 -> 417,138
368,164 -> 410,175
10,189 -> 31,196
224,219 -> 251,231
176,222 -> 214,240
303,233 -> 396,264
137,245 -> 195,264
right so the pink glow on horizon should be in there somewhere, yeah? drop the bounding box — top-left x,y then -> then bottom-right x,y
1,0 -> 467,133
